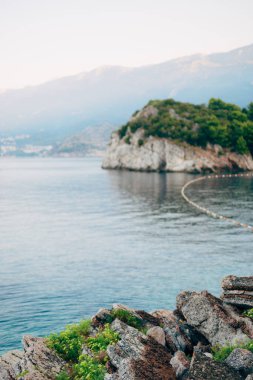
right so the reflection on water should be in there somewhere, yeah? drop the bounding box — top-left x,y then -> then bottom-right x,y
0,158 -> 252,354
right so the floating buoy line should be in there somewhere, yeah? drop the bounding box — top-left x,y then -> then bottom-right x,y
181,172 -> 253,232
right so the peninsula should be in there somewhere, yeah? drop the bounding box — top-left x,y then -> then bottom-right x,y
102,99 -> 253,173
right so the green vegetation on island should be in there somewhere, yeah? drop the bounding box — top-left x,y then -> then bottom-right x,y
118,98 -> 253,155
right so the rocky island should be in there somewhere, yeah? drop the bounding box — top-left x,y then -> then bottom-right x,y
102,99 -> 253,173
1,275 -> 253,380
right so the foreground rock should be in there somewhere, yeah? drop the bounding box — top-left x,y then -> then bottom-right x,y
20,336 -> 65,380
0,336 -> 65,380
221,275 -> 253,309
151,309 -> 209,354
176,290 -> 253,345
188,349 -> 243,380
225,348 -> 253,377
0,350 -> 23,380
102,128 -> 253,173
107,319 -> 176,380
1,275 -> 253,379
170,351 -> 190,379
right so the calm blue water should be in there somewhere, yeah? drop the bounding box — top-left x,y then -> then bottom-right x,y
0,158 -> 252,354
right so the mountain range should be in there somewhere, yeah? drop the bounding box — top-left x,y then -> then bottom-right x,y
0,43 -> 252,146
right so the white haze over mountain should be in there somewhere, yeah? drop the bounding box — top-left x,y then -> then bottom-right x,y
0,44 -> 252,143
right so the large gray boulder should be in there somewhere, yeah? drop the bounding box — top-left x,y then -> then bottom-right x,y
20,335 -> 65,380
225,348 -> 253,377
107,319 -> 176,380
0,337 -> 66,380
0,350 -> 23,380
176,291 -> 253,346
152,309 -> 208,354
188,349 -> 243,380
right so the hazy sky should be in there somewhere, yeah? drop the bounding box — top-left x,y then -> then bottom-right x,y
1,0 -> 252,89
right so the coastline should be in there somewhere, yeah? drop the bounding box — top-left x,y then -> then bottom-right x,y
1,276 -> 253,380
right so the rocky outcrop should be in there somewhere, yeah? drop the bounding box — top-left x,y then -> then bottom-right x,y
225,348 -> 253,377
20,336 -> 65,380
188,349 -> 243,380
0,336 -> 65,380
176,290 -> 253,346
102,129 -> 253,173
221,275 -> 253,308
107,319 -> 176,380
151,309 -> 209,354
1,275 -> 253,380
0,350 -> 23,380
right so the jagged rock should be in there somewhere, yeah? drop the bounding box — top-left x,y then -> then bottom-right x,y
135,309 -> 161,328
222,276 -> 253,291
112,304 -> 143,321
20,335 -> 65,380
112,304 -> 160,329
246,375 -> 253,380
225,348 -> 253,377
0,350 -> 23,380
221,275 -> 253,308
146,326 -> 166,346
222,291 -> 253,309
170,351 -> 190,379
107,319 -> 176,380
162,314 -> 192,354
176,290 -> 252,345
188,349 -> 243,380
91,307 -> 113,328
152,309 -> 208,354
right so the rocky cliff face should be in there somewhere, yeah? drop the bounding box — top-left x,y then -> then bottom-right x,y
102,129 -> 253,173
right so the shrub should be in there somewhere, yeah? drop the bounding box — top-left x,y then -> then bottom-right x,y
244,308 -> 253,319
111,309 -> 143,330
236,136 -> 249,154
212,340 -> 253,362
138,139 -> 144,147
47,320 -> 91,362
212,345 -> 235,362
124,136 -> 131,144
55,371 -> 71,380
17,371 -> 29,379
248,102 -> 253,121
86,323 -> 119,353
118,124 -> 128,139
74,355 -> 105,380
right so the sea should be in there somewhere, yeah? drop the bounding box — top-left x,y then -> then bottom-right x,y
0,157 -> 252,354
